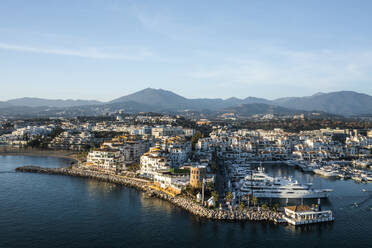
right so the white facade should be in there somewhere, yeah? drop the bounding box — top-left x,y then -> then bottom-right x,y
87,149 -> 123,171
140,147 -> 170,178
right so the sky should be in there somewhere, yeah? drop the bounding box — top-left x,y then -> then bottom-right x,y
1,0 -> 372,101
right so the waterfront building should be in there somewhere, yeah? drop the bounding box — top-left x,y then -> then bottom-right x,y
283,205 -> 334,225
190,165 -> 207,188
86,148 -> 123,171
153,172 -> 189,191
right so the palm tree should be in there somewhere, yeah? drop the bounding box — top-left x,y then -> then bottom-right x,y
212,191 -> 219,202
273,203 -> 280,212
251,196 -> 258,207
226,192 -> 233,202
239,202 -> 245,211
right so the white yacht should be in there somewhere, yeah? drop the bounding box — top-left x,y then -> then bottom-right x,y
313,166 -> 339,178
286,160 -> 297,167
229,164 -> 252,182
298,161 -> 319,172
366,174 -> 372,182
239,167 -> 332,199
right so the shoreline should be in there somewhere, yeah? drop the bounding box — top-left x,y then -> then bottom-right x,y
15,166 -> 283,223
0,148 -> 78,163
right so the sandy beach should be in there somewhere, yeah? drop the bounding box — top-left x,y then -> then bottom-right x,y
0,147 -> 78,163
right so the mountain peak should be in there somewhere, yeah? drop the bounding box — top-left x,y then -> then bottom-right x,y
142,87 -> 161,92
312,92 -> 325,97
134,87 -> 179,96
274,90 -> 372,116
225,97 -> 239,101
110,88 -> 187,108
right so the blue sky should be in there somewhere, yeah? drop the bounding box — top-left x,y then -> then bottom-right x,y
1,0 -> 372,101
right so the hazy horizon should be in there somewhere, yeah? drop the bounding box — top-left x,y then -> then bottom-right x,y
0,88 -> 371,102
1,0 -> 372,101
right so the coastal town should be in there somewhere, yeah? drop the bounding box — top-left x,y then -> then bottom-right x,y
2,114 -> 372,225
3,0 -> 372,246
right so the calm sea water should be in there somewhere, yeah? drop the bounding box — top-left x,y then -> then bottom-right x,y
0,156 -> 371,248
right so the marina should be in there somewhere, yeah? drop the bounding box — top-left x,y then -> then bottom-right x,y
284,159 -> 372,183
225,158 -> 372,184
232,166 -> 332,199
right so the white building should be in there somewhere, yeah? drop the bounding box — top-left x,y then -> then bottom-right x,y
140,146 -> 170,178
86,148 -> 123,171
154,173 -> 189,190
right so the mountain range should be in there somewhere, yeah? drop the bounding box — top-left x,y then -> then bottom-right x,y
4,97 -> 102,108
1,88 -> 371,117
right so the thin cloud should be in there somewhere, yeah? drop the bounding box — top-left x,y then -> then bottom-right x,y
0,42 -> 151,60
189,48 -> 372,91
131,6 -> 206,43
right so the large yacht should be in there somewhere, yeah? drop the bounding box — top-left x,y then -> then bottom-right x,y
313,166 -> 339,178
298,161 -> 320,172
238,167 -> 332,199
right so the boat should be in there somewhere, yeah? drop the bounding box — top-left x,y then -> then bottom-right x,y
229,164 -> 252,182
296,161 -> 319,173
286,160 -> 297,167
313,166 -> 339,178
337,173 -> 351,180
351,175 -> 363,183
361,173 -> 372,182
238,167 -> 332,199
305,162 -> 320,172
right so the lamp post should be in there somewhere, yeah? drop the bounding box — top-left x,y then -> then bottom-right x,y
202,178 -> 206,205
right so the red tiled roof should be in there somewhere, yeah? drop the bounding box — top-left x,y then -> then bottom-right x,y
285,205 -> 311,212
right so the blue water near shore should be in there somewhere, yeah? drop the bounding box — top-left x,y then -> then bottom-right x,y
0,155 -> 372,248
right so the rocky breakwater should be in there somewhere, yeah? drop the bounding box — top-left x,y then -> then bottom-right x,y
16,166 -> 283,223
15,166 -> 149,191
136,183 -> 283,222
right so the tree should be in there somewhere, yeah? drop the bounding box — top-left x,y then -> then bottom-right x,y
272,203 -> 280,212
226,192 -> 233,202
212,191 -> 219,202
251,196 -> 258,207
191,131 -> 202,151
210,162 -> 217,172
206,181 -> 214,192
239,202 -> 245,210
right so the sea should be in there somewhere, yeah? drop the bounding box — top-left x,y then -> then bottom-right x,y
0,155 -> 371,248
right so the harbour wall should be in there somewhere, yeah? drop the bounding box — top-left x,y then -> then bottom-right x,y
15,166 -> 283,222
